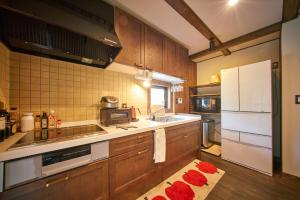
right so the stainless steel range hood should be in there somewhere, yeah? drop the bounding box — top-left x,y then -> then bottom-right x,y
0,0 -> 121,68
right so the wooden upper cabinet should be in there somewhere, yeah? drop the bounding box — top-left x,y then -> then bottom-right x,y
114,8 -> 192,78
163,37 -> 177,76
175,45 -> 189,79
145,26 -> 164,72
114,8 -> 144,68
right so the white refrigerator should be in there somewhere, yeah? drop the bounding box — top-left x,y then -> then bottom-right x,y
221,60 -> 273,175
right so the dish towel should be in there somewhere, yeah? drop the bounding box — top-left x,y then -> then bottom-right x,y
153,128 -> 166,163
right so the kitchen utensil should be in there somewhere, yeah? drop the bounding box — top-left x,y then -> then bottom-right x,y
100,96 -> 119,109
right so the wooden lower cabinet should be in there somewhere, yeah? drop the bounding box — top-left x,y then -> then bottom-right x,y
1,122 -> 202,200
109,122 -> 202,199
163,122 -> 202,179
109,145 -> 161,200
1,159 -> 109,200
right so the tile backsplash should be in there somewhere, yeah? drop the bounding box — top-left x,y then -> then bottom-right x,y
9,51 -> 148,122
0,43 -> 10,108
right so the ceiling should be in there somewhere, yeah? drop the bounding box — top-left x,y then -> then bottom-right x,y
105,0 -> 283,56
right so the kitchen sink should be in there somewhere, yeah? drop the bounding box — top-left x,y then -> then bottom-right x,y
150,115 -> 186,123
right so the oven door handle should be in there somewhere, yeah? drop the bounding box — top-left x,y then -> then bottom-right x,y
42,155 -> 92,177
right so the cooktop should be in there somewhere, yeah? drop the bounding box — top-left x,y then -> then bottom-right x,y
11,125 -> 107,149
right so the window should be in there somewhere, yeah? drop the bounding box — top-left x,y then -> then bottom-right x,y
150,85 -> 169,108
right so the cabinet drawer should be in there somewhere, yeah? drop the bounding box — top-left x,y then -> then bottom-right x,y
109,145 -> 155,196
1,159 -> 109,200
222,139 -> 272,175
221,129 -> 239,141
240,132 -> 272,148
166,121 -> 201,142
110,131 -> 153,157
166,131 -> 199,163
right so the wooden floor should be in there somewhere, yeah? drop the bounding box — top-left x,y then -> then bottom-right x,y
201,152 -> 300,200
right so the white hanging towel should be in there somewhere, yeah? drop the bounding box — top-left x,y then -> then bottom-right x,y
153,128 -> 166,163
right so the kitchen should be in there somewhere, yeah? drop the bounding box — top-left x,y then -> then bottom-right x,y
0,0 -> 300,199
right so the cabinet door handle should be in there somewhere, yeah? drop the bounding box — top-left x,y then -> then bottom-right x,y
137,149 -> 148,155
183,135 -> 188,138
145,66 -> 153,71
45,176 -> 69,188
134,63 -> 144,68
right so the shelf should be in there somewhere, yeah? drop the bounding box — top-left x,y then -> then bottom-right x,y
190,112 -> 221,115
189,83 -> 221,89
190,94 -> 221,97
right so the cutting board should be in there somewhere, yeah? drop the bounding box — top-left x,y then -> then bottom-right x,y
0,132 -> 27,152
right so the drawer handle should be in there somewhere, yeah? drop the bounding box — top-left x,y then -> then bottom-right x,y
46,176 -> 69,188
137,135 -> 146,139
183,135 -> 188,138
138,149 -> 148,155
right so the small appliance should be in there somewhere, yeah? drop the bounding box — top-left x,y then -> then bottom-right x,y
193,95 -> 221,113
100,108 -> 132,127
100,96 -> 132,126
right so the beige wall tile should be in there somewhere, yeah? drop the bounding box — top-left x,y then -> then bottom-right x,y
8,51 -> 148,122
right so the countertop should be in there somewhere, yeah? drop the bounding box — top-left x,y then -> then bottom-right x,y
0,114 -> 201,162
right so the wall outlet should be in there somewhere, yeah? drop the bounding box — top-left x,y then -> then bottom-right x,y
176,98 -> 183,104
296,95 -> 300,104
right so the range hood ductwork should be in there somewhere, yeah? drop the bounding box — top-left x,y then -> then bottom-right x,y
0,0 -> 121,68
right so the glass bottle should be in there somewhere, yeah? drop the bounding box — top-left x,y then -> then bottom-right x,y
41,112 -> 48,129
35,115 -> 41,130
0,109 -> 5,142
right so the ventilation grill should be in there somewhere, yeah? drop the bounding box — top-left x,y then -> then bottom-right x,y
49,26 -> 85,56
0,8 -> 121,68
0,9 -> 49,48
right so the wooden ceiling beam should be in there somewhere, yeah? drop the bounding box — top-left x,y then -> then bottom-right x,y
189,22 -> 282,60
282,0 -> 300,22
164,0 -> 231,56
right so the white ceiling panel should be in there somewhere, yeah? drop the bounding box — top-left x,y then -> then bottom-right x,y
105,0 -> 209,54
185,0 -> 283,42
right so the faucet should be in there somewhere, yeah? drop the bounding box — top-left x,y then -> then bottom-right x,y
149,107 -> 166,121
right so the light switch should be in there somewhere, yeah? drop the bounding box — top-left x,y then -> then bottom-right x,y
296,95 -> 300,104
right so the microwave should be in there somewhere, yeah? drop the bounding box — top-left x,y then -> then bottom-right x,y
100,108 -> 132,126
192,95 -> 220,113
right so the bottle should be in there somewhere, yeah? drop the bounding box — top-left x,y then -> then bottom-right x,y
131,106 -> 136,120
9,107 -> 18,121
10,120 -> 17,135
35,115 -> 41,130
56,119 -> 62,128
48,110 -> 56,129
41,112 -> 48,129
5,110 -> 11,138
21,113 -> 34,132
0,109 -> 5,142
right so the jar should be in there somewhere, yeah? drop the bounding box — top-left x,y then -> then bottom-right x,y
10,107 -> 18,121
21,113 -> 34,132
